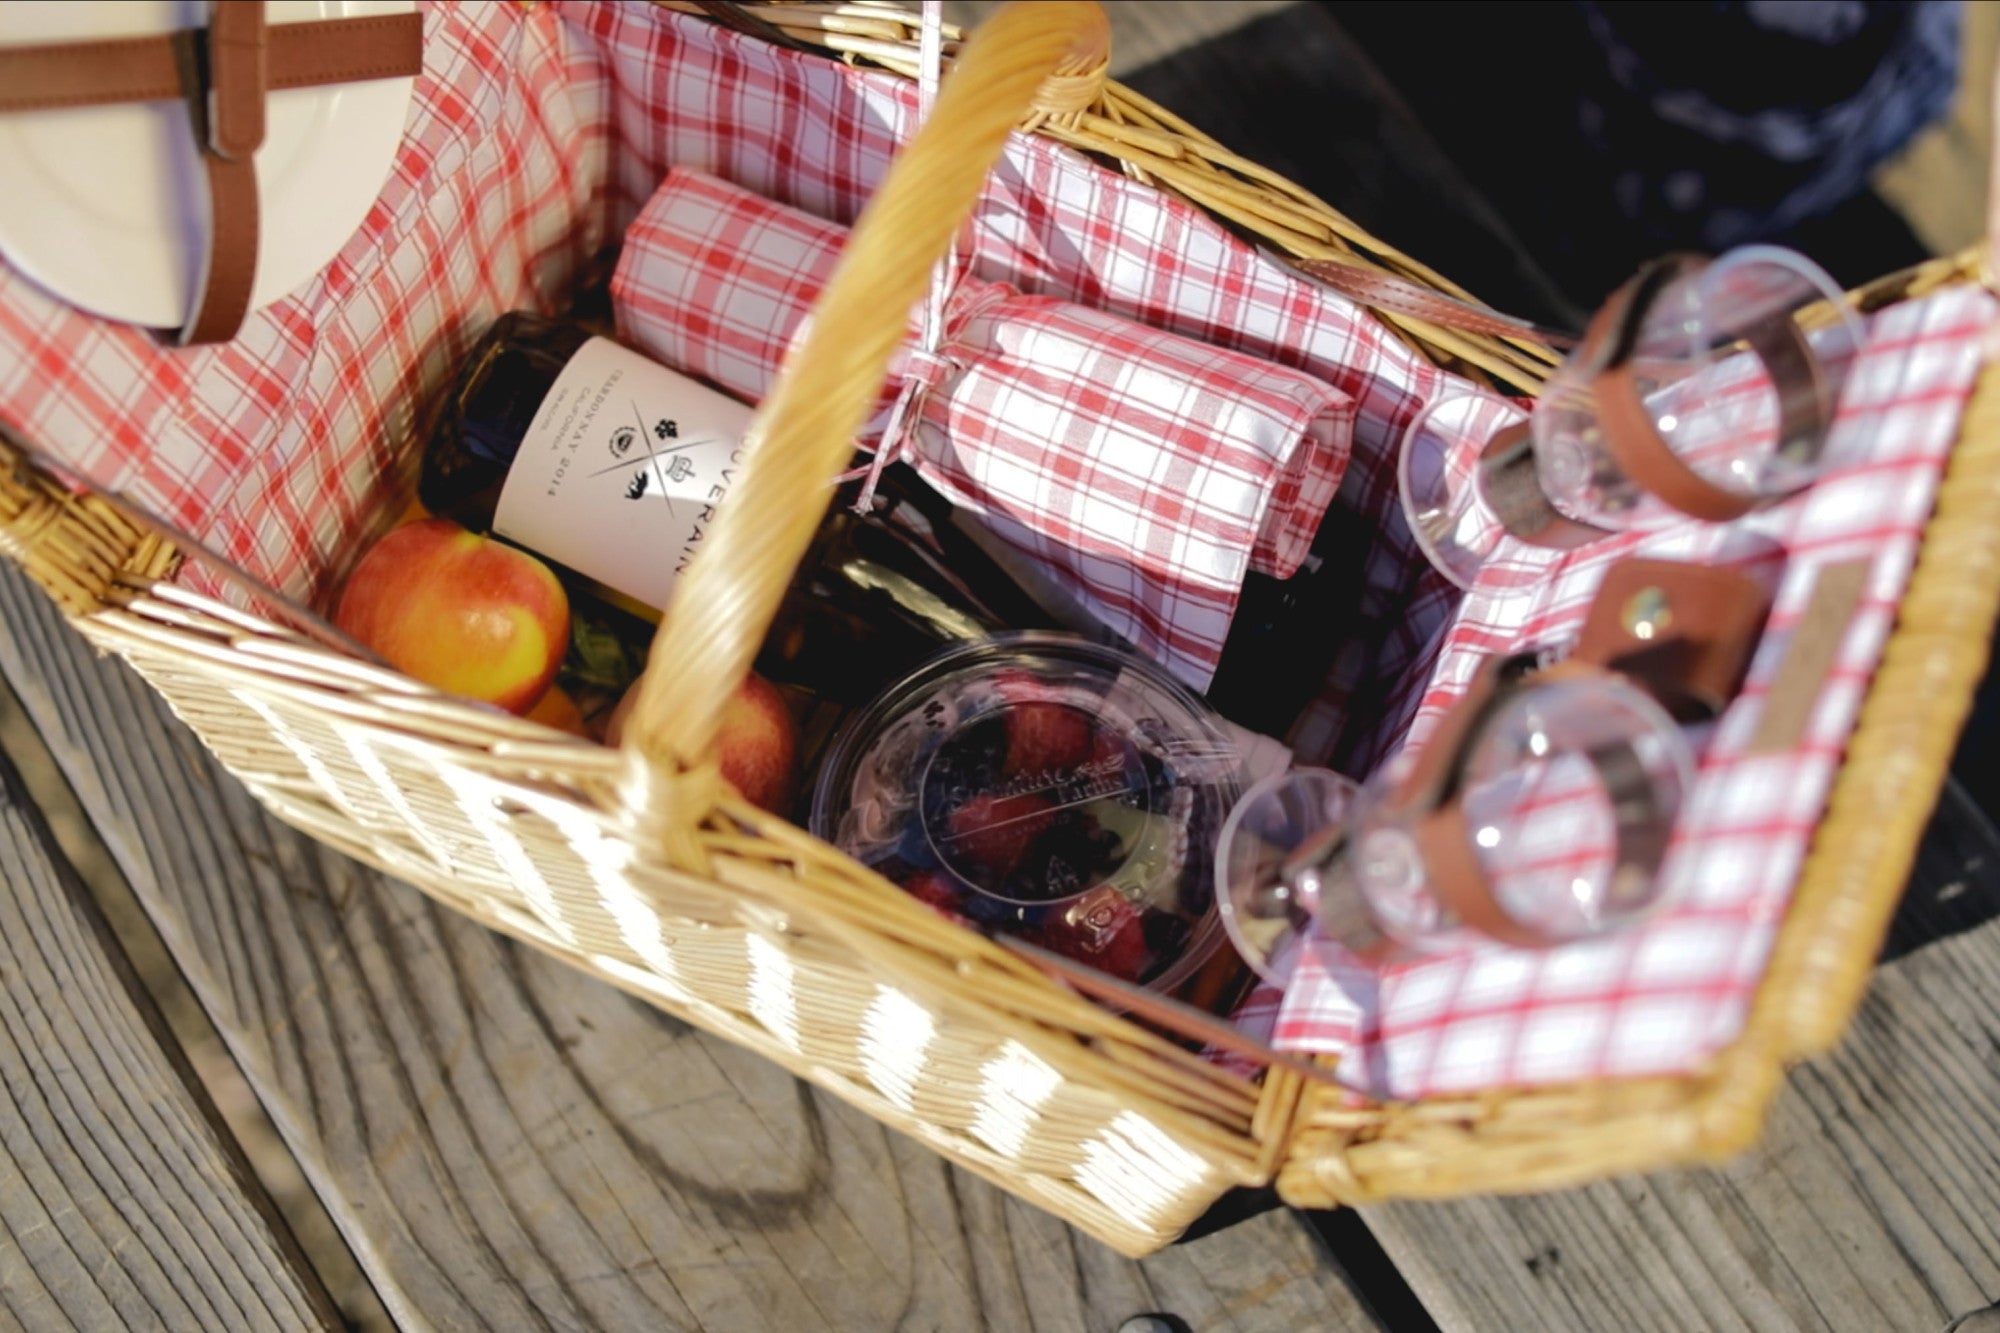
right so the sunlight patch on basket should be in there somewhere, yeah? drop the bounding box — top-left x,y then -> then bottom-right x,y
338,728 -> 456,875
972,1041 -> 1062,1161
1076,1111 -> 1211,1222
237,693 -> 363,828
564,814 -> 687,986
438,765 -> 578,949
859,986 -> 935,1113
746,932 -> 801,1053
590,952 -> 691,1006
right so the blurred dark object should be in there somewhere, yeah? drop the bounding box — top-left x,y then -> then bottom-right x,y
1115,5 -> 1585,330
1952,622 -> 2000,821
1577,3 -> 1960,248
1330,1 -> 1957,307
1880,776 -> 2000,961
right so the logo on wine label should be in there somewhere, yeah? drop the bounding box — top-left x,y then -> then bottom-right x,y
493,337 -> 755,613
622,451 -> 698,501
612,418 -> 680,459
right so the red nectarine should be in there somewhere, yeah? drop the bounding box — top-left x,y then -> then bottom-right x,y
714,671 -> 799,813
335,518 -> 569,716
605,671 -> 799,813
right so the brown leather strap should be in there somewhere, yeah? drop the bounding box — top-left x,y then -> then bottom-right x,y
1390,556 -> 1768,950
1401,655 -> 1675,951
1287,254 -> 1579,347
204,0 -> 268,160
1570,556 -> 1773,720
0,31 -> 193,111
1591,254 -> 1830,523
173,2 -> 266,345
1476,419 -> 1614,549
182,149 -> 260,345
0,7 -> 420,344
0,13 -> 423,112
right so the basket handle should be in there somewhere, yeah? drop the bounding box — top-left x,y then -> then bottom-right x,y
615,2 -> 1112,819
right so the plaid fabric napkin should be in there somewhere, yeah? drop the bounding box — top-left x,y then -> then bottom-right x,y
613,167 -> 1355,690
1267,285 -> 1997,1098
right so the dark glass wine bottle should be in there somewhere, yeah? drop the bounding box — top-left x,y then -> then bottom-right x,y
418,312 -> 1059,705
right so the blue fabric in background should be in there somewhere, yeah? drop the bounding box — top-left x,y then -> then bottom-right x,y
1576,1 -> 1961,250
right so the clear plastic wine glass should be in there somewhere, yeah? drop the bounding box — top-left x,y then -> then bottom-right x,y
1399,245 -> 1867,591
1216,668 -> 1694,984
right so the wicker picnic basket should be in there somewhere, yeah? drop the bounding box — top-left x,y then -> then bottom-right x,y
2,0 -> 1995,1256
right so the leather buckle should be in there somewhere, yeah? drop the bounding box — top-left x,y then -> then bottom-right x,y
1588,255 -> 1835,522
203,1 -> 268,161
1385,556 -> 1770,950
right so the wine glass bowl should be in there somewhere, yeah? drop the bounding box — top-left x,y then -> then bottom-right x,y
1399,246 -> 1867,591
1397,393 -> 1531,592
1387,669 -> 1693,947
1214,767 -> 1363,984
1215,669 -> 1694,984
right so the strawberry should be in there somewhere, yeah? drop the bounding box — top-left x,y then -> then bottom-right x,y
899,869 -> 966,922
943,791 -> 1055,883
990,669 -> 1045,704
1004,702 -> 1094,776
1038,883 -> 1152,983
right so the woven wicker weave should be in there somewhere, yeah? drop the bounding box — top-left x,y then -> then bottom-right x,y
0,2 -> 1993,1256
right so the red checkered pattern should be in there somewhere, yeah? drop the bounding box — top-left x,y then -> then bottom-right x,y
0,3 -> 607,610
0,0 -> 1450,757
614,167 -> 1354,688
1271,286 -> 1997,1097
4,0 -> 1977,1101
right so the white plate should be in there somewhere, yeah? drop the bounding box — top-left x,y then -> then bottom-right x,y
0,0 -> 418,330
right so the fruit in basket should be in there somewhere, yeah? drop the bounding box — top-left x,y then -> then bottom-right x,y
1037,883 -> 1152,982
713,671 -> 800,813
605,670 -> 799,813
525,684 -> 591,739
1002,700 -> 1094,776
334,518 -> 569,715
944,792 -> 1057,883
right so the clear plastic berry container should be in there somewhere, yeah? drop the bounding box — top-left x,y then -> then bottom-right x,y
810,633 -> 1242,992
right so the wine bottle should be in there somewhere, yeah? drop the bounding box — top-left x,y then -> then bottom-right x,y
1205,509 -> 1374,739
417,312 -> 1060,704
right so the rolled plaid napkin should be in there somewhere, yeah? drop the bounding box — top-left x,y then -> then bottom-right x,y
611,168 -> 1354,690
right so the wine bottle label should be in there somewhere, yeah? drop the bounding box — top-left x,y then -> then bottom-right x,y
492,336 -> 754,613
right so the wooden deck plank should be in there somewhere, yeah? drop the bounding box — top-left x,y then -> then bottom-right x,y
0,563 -> 1379,1330
0,733 -> 339,1331
1362,782 -> 2000,1332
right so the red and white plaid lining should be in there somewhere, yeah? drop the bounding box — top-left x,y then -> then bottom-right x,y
1271,286 -> 1997,1097
0,0 -> 1449,762
6,0 -> 1961,1104
614,167 -> 1353,689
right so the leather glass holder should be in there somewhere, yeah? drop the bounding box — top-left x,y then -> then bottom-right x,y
1349,557 -> 1772,958
1481,253 -> 1837,547
0,2 -> 423,344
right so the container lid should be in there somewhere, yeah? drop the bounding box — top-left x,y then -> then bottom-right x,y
812,633 -> 1243,991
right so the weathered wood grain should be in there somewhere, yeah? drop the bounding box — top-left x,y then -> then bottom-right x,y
0,736 -> 339,1330
1363,781 -> 2000,1333
0,568 -> 1378,1332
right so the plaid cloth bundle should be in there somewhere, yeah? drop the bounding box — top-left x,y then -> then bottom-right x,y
613,168 -> 1355,690
0,1 -> 1456,774
3,0 -> 1982,1112
1265,284 -> 1996,1097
